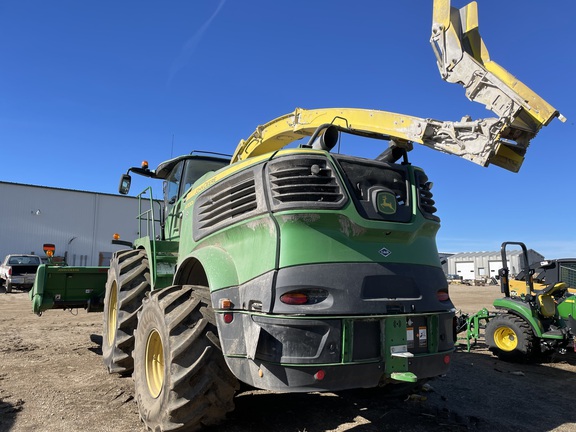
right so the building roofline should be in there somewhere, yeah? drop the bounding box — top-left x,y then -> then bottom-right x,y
0,180 -> 143,200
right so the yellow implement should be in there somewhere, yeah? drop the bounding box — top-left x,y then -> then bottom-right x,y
232,1 -> 564,172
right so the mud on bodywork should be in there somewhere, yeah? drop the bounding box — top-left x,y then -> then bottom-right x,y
211,262 -> 454,391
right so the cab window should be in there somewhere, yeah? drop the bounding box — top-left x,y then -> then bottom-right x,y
164,161 -> 185,213
181,158 -> 229,195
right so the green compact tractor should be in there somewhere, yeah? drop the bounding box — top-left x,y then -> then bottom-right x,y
472,242 -> 576,360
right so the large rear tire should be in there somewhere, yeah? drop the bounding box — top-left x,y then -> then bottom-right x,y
102,249 -> 151,374
134,285 -> 239,432
5,281 -> 12,293
485,313 -> 536,361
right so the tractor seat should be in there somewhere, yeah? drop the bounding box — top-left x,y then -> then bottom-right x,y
537,282 -> 567,318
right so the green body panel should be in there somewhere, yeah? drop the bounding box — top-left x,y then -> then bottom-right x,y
275,211 -> 440,268
175,154 -> 442,291
171,155 -> 278,288
183,210 -> 439,292
557,296 -> 576,322
30,264 -> 108,315
171,149 -> 454,387
133,237 -> 178,291
184,216 -> 277,290
384,316 -> 409,377
273,162 -> 439,269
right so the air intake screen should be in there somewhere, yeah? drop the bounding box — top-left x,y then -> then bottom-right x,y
267,156 -> 346,210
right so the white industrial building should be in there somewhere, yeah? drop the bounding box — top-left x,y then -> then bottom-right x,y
1,180 -> 547,278
446,249 -> 545,282
0,181 -> 158,266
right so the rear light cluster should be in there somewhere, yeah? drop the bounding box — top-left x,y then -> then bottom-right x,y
314,370 -> 326,381
436,290 -> 450,302
219,298 -> 234,324
280,289 -> 328,306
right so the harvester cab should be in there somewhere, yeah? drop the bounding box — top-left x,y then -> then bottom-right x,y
484,242 -> 576,360
118,152 -> 230,243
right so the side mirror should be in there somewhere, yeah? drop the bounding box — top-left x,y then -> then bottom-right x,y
119,174 -> 132,195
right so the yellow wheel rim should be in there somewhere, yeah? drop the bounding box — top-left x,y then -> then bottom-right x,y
106,281 -> 118,347
494,326 -> 518,351
145,329 -> 164,399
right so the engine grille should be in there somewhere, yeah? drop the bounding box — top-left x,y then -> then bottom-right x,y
267,156 -> 346,210
194,169 -> 260,239
415,170 -> 439,221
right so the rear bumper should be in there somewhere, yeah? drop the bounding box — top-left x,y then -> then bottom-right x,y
6,276 -> 35,286
224,351 -> 452,392
215,309 -> 454,391
212,263 -> 454,391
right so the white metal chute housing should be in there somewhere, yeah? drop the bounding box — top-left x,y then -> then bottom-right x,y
231,0 -> 564,173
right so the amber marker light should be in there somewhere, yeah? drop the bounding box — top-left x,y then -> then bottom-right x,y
141,160 -> 149,169
43,243 -> 56,256
219,298 -> 234,323
113,233 -> 121,240
219,298 -> 233,309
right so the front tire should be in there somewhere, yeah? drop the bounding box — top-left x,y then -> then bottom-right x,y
485,313 -> 535,361
102,249 -> 151,374
134,285 -> 239,432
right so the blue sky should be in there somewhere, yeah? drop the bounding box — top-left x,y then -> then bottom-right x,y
1,1 -> 575,259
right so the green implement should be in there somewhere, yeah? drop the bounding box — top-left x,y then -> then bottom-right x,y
30,264 -> 108,315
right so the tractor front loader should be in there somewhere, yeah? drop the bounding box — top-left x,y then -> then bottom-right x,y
30,1 -> 565,431
508,257 -> 576,296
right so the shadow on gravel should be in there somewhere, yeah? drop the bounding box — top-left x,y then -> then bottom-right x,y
213,348 -> 576,432
217,388 -> 477,432
0,397 -> 21,432
88,333 -> 103,355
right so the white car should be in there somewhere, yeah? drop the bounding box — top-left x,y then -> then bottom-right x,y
0,254 -> 42,293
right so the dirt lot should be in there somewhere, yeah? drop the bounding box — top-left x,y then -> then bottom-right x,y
1,284 -> 575,432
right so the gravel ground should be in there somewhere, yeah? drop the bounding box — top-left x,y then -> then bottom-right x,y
1,284 -> 575,432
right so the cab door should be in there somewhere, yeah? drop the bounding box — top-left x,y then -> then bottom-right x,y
163,161 -> 185,241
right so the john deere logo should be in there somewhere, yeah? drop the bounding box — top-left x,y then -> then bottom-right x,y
377,191 -> 396,215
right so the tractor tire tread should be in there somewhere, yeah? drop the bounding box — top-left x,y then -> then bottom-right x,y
134,285 -> 239,432
102,249 -> 151,375
486,313 -> 535,361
